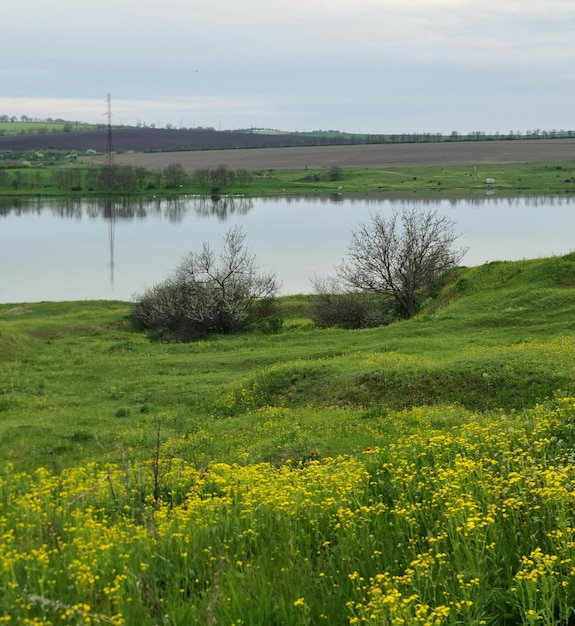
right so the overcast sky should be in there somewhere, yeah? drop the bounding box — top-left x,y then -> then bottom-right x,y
2,0 -> 574,134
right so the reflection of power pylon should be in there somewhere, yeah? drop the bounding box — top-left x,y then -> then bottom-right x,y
104,196 -> 116,289
104,94 -> 116,287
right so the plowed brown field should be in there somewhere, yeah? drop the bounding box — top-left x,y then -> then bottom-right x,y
88,139 -> 575,171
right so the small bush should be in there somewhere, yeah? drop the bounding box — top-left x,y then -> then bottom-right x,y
310,277 -> 399,329
131,227 -> 279,341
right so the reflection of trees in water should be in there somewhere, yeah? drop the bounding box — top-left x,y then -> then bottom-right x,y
0,194 -> 254,220
51,198 -> 84,218
265,193 -> 575,209
194,195 -> 253,219
0,193 -> 573,219
84,196 -> 159,220
81,194 -> 254,221
0,196 -> 43,216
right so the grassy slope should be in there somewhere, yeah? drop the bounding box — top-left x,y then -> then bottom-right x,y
2,255 -> 575,625
247,161 -> 575,195
1,253 -> 575,473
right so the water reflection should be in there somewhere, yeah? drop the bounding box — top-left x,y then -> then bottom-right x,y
0,194 -> 255,221
1,193 -> 575,303
1,191 -> 575,221
103,197 -> 116,288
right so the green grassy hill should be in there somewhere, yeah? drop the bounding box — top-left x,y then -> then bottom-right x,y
1,253 -> 574,472
2,254 -> 575,625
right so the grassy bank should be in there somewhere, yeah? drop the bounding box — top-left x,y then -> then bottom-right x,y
243,160 -> 575,196
2,254 -> 575,623
1,159 -> 575,196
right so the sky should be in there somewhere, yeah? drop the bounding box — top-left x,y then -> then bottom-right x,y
2,0 -> 574,134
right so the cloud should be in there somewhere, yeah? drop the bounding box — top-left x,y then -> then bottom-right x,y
2,0 -> 574,133
7,0 -> 575,68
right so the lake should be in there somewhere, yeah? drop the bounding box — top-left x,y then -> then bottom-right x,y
1,193 -> 574,303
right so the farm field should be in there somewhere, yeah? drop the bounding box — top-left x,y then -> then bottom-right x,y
1,124 -> 574,169
89,138 -> 575,171
2,254 -> 575,623
0,127 -> 347,153
2,126 -> 575,196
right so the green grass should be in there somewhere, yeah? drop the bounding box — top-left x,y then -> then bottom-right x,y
1,255 -> 575,473
2,255 -> 575,624
0,121 -> 96,135
1,160 -> 575,196
185,161 -> 575,196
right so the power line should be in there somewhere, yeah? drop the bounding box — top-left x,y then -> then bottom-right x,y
105,92 -> 113,168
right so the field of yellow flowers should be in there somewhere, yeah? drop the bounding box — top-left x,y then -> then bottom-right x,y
4,400 -> 575,624
2,254 -> 575,624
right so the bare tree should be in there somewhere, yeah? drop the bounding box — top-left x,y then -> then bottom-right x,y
131,226 -> 279,340
338,208 -> 466,318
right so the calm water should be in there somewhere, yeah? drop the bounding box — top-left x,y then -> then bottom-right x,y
1,194 -> 574,303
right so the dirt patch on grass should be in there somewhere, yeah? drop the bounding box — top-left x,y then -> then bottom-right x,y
3,306 -> 33,315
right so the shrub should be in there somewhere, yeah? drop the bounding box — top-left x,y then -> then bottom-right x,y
131,227 -> 279,341
310,276 -> 398,329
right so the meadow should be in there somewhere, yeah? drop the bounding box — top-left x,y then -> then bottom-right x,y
1,159 -> 575,196
2,253 -> 575,624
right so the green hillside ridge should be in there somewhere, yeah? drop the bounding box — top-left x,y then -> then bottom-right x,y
1,253 -> 575,473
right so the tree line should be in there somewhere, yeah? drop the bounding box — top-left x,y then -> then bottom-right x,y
0,163 -> 252,193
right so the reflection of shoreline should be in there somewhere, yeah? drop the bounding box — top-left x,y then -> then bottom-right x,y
0,195 -> 256,220
2,193 -> 575,219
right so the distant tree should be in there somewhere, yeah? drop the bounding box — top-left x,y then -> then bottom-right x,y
134,166 -> 150,189
194,168 -> 212,189
90,164 -> 150,192
131,226 -> 280,341
338,208 -> 466,318
52,169 -> 83,191
210,164 -> 231,189
11,171 -> 21,189
99,164 -> 116,191
235,169 -> 252,186
163,162 -> 186,189
328,165 -> 343,181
